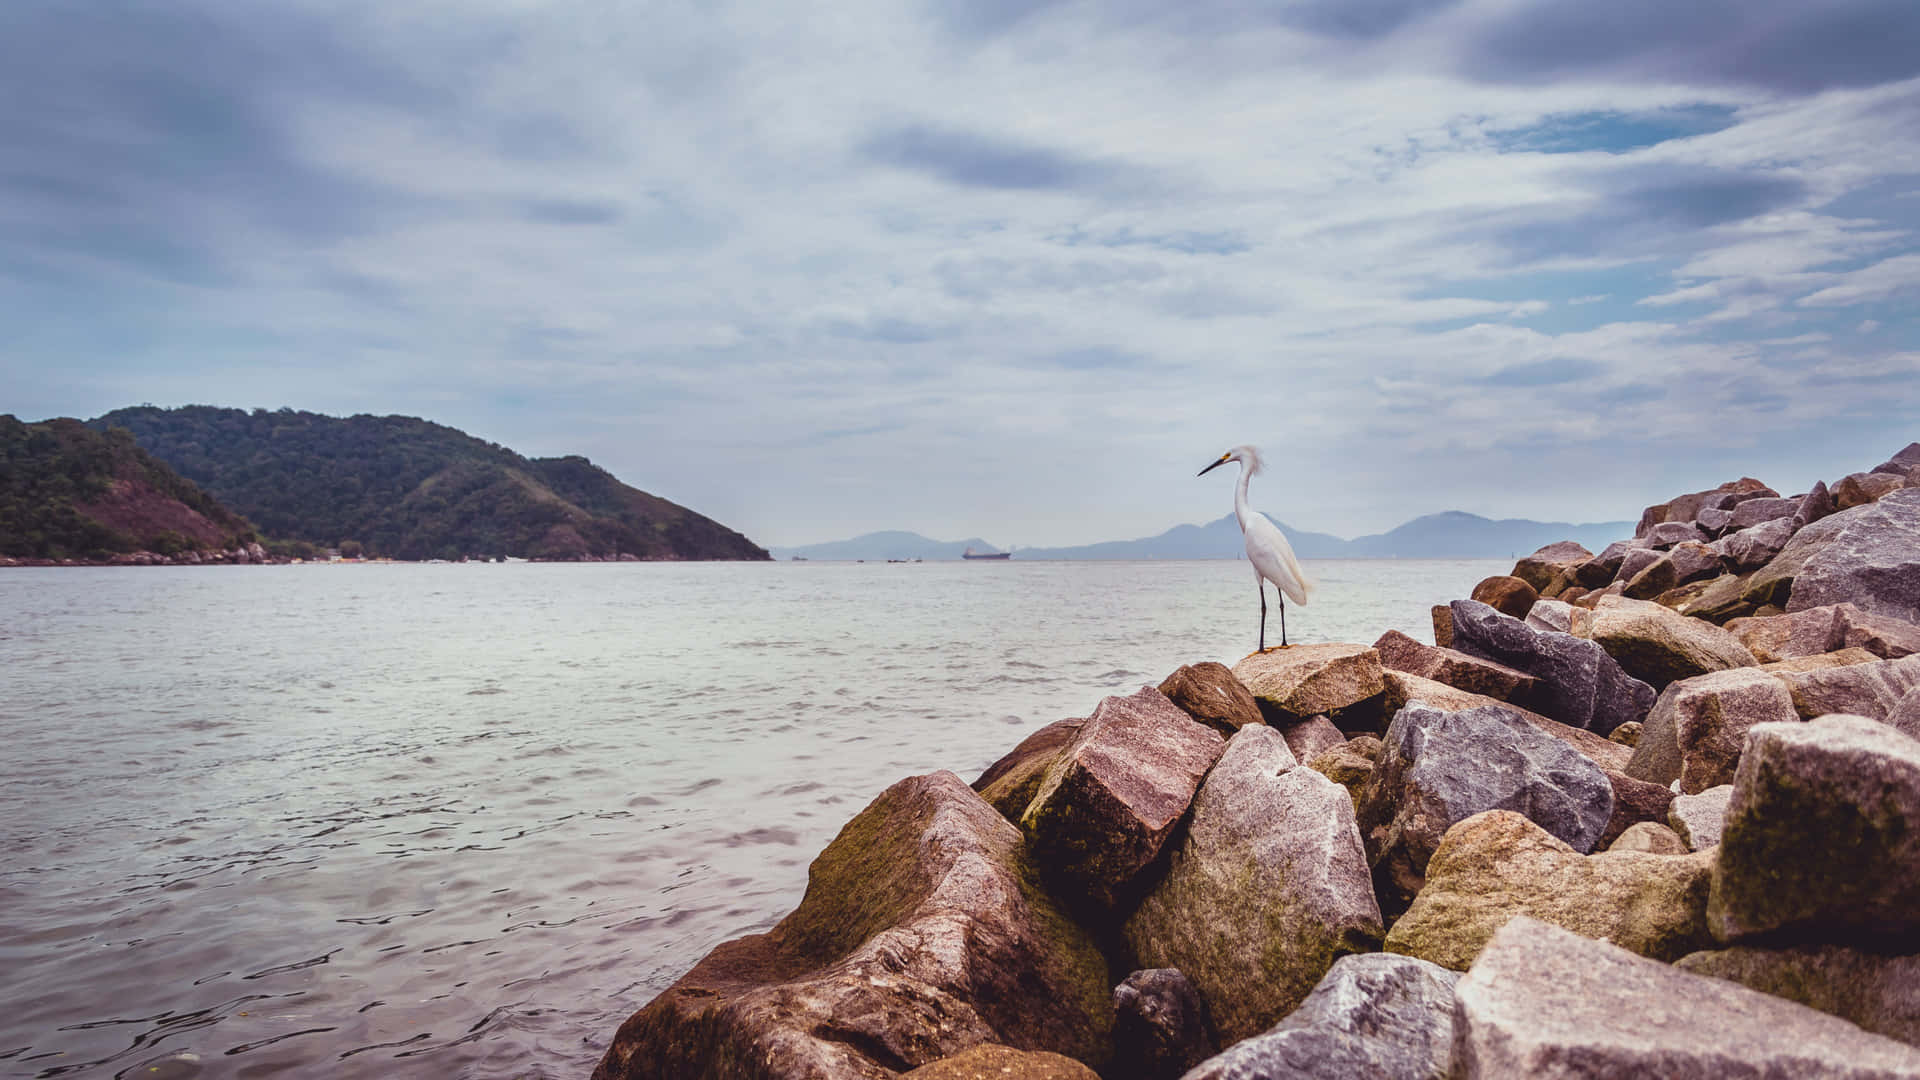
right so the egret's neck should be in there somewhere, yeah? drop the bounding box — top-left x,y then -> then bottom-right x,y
1233,461 -> 1254,530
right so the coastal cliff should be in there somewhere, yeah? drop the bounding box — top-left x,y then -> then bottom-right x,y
594,441 -> 1920,1078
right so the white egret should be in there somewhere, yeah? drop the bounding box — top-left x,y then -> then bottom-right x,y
1199,445 -> 1313,651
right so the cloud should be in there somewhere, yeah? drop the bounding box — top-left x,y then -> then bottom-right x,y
1796,254 -> 1920,306
859,124 -> 1153,193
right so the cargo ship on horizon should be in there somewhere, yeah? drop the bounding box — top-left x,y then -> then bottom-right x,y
961,547 -> 1011,560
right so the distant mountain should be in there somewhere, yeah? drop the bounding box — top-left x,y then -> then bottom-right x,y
1,415 -> 256,560
770,531 -> 1003,561
91,406 -> 768,562
788,511 -> 1633,562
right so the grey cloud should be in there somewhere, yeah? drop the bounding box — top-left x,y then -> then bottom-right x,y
860,124 -> 1150,192
1486,166 -> 1808,263
1480,358 -> 1605,388
519,199 -> 624,226
1042,346 -> 1146,370
1464,0 -> 1920,93
938,0 -> 1459,41
1056,225 -> 1252,255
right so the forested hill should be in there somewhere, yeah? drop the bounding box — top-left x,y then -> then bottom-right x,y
2,415 -> 257,560
91,406 -> 769,562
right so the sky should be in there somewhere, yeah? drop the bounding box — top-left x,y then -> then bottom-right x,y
5,0 -> 1920,548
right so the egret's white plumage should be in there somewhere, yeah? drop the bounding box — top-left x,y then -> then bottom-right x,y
1199,444 -> 1313,649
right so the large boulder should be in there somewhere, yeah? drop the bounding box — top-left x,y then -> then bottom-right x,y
1712,515 -> 1795,572
1786,489 -> 1920,622
1678,946 -> 1920,1050
1770,654 -> 1920,722
1835,471 -> 1910,510
1709,715 -> 1920,946
1626,667 -> 1800,793
1356,703 -> 1614,914
1638,478 -> 1776,536
1279,715 -> 1347,764
1873,443 -> 1920,476
1736,603 -> 1920,664
1470,575 -> 1538,617
1232,643 -> 1387,730
1622,541 -> 1723,600
1372,629 -> 1537,702
592,772 -> 1112,1080
1729,495 -> 1802,530
1643,521 -> 1708,550
1510,542 -> 1591,594
1181,953 -> 1459,1080
1124,726 -> 1381,1044
1795,479 -> 1837,529
1588,595 -> 1758,691
1893,687 -> 1920,741
1385,810 -> 1714,970
1523,598 -> 1592,637
1378,669 -> 1630,772
974,717 -> 1085,820
1157,662 -> 1263,735
1452,917 -> 1920,1079
1109,969 -> 1214,1080
1448,599 -> 1656,734
1021,688 -> 1225,910
903,1046 -> 1100,1080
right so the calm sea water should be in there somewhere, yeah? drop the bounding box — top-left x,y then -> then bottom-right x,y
0,559 -> 1506,1079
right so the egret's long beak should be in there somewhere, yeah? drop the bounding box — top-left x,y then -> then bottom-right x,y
1198,457 -> 1228,477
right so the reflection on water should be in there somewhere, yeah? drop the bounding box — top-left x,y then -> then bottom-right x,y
0,559 -> 1503,1078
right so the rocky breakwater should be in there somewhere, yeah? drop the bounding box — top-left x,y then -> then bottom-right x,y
593,441 -> 1920,1080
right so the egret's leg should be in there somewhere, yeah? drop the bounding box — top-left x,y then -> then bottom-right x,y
1279,595 -> 1289,648
1258,582 -> 1268,652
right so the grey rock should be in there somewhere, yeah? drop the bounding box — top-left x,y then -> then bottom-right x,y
1710,715 -> 1920,945
1589,595 -> 1758,691
1182,953 -> 1458,1080
1523,598 -> 1586,635
1638,478 -> 1776,537
1627,667 -> 1801,793
1892,687 -> 1920,742
1113,969 -> 1215,1080
1842,607 -> 1920,660
1126,726 -> 1381,1044
1448,599 -> 1655,734
1372,629 -> 1537,701
1714,515 -> 1796,572
1022,687 -> 1226,910
1694,505 -> 1735,536
1588,539 -> 1641,583
1872,442 -> 1920,476
1622,542 -> 1722,600
1795,479 -> 1837,529
1356,702 -> 1614,913
1784,489 -> 1920,623
1730,496 -> 1802,530
1668,784 -> 1733,850
1678,945 -> 1920,1050
1452,916 -> 1920,1079
1645,520 -> 1707,549
1771,654 -> 1920,723
1615,545 -> 1664,586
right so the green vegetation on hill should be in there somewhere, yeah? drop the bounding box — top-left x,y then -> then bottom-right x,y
1,415 -> 257,559
90,406 -> 769,561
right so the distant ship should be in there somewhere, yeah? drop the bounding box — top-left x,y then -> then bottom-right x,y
961,547 -> 1011,560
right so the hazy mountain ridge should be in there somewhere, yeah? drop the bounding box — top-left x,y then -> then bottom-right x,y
2,415 -> 258,559
90,406 -> 768,561
776,511 -> 1633,561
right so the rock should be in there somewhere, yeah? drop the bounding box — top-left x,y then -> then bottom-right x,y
1694,505 -> 1735,536
1308,741 -> 1379,807
1182,953 -> 1459,1080
1626,667 -> 1800,793
1615,545 -> 1664,586
1452,916 -> 1920,1079
1600,769 -> 1677,849
974,717 -> 1086,820
1021,688 -> 1225,910
1841,607 -> 1920,659
1157,662 -> 1263,735
1125,726 -> 1382,1043
1712,515 -> 1795,572
1523,598 -> 1591,636
1729,496 -> 1802,530
1279,715 -> 1347,764
1664,784 -> 1731,851
1356,703 -> 1614,914
1676,571 -> 1761,623
1110,970 -> 1214,1080
1892,688 -> 1920,741
1742,500 -> 1871,611
1470,575 -> 1538,618
1786,489 -> 1920,623
1644,521 -> 1708,550
1651,577 -> 1721,610
1760,648 -> 1882,673
902,1045 -> 1101,1080
1431,604 -> 1453,648
1510,541 -> 1592,594
1448,599 -> 1656,734
1379,669 -> 1631,772
1795,479 -> 1837,529
1873,443 -> 1920,476
1387,811 -> 1713,969
1588,595 -> 1758,691
1232,643 -> 1387,730
1623,542 -> 1723,601
1371,629 -> 1537,702
591,772 -> 1112,1080
1611,821 -> 1690,854
1586,539 -> 1640,584
1836,471 -> 1909,510
1678,945 -> 1920,1050
1709,715 -> 1920,946
1609,720 -> 1641,747
1770,654 -> 1920,723
1639,478 -> 1777,536
1728,604 -> 1853,662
